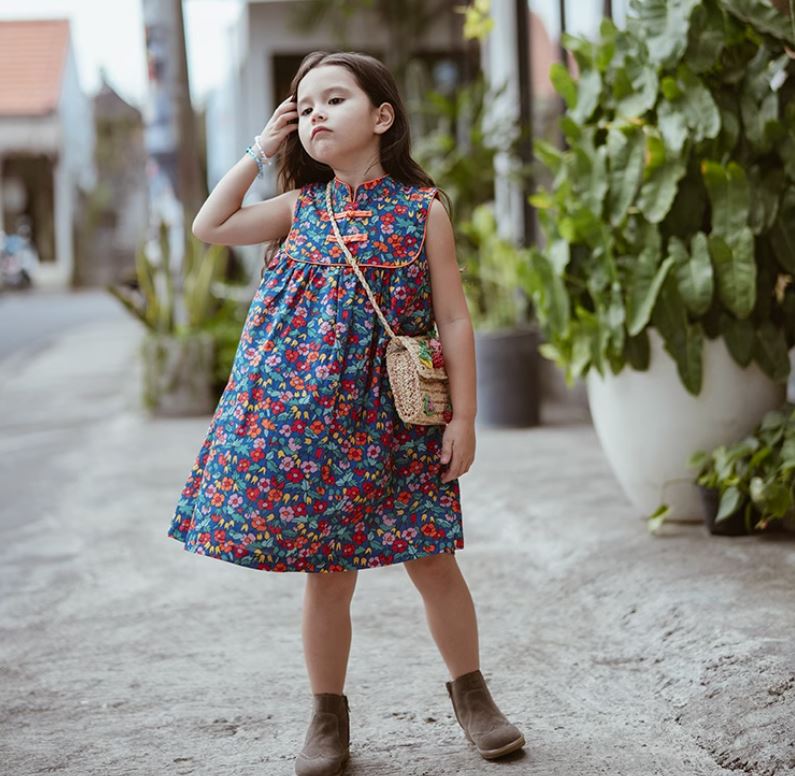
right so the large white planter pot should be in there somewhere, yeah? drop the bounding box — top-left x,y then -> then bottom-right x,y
586,328 -> 786,522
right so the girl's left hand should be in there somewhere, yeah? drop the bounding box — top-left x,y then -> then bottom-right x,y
439,418 -> 476,483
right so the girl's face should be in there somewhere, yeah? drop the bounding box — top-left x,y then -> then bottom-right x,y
295,64 -> 393,166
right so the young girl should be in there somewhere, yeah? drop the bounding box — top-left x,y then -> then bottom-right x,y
167,50 -> 525,775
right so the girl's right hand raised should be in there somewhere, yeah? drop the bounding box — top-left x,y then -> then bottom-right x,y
256,95 -> 298,158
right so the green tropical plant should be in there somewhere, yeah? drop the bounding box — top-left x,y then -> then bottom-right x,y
686,401 -> 795,532
459,203 -> 532,329
107,220 -> 229,335
107,222 -> 248,405
198,297 -> 247,393
522,0 -> 795,395
414,75 -> 514,231
414,74 -> 534,328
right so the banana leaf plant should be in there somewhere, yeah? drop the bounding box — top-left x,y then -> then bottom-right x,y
521,0 -> 795,396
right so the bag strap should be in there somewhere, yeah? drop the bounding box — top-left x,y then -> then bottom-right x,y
325,179 -> 399,341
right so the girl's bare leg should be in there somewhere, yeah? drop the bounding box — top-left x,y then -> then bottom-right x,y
403,553 -> 479,680
405,554 -> 525,759
301,569 -> 359,694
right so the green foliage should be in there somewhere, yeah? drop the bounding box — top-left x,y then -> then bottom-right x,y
106,221 -> 229,335
524,1 -> 795,395
687,401 -> 795,531
414,74 -> 534,329
107,222 -> 251,401
457,0 -> 494,40
414,76 -> 510,232
461,204 -> 532,330
198,297 -> 247,394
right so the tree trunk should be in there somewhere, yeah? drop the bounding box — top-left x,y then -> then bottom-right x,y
141,0 -> 202,216
141,0 -> 203,326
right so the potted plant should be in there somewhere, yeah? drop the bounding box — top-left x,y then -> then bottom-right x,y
522,0 -> 795,520
675,402 -> 795,535
415,75 -> 542,427
459,203 -> 541,426
107,220 -> 230,416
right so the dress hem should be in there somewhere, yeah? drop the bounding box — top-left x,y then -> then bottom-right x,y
167,530 -> 463,574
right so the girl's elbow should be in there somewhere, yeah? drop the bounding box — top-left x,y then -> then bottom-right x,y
192,219 -> 214,243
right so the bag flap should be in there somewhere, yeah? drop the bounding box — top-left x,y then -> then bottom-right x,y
397,336 -> 449,381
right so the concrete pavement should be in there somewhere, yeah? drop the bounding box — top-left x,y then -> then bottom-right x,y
0,285 -> 123,361
0,302 -> 793,776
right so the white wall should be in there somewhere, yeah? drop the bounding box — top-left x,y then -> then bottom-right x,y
482,0 -> 524,244
51,36 -> 97,285
59,40 -> 96,192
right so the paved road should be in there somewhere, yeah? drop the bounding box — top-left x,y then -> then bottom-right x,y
0,314 -> 793,776
0,287 -> 124,363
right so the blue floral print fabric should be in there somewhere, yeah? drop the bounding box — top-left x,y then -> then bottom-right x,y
167,174 -> 465,573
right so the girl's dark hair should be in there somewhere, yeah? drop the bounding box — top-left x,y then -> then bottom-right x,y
261,50 -> 452,277
279,50 -> 436,191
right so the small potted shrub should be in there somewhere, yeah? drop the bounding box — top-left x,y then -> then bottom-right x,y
460,203 -> 541,427
672,402 -> 795,535
107,221 -> 229,416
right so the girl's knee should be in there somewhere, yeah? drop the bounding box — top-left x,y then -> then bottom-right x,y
305,568 -> 358,601
405,552 -> 458,585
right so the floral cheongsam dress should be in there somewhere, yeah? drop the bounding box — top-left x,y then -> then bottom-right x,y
167,173 -> 465,573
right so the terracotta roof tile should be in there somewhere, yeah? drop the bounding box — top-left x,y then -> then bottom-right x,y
0,18 -> 71,116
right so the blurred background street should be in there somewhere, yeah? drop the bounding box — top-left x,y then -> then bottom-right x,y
0,287 -> 122,361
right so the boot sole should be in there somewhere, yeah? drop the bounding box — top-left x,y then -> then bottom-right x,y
465,731 -> 526,759
294,748 -> 350,776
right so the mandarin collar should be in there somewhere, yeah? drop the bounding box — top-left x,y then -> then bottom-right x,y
331,173 -> 394,204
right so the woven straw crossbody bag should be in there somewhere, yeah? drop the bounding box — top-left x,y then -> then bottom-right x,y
325,179 -> 453,426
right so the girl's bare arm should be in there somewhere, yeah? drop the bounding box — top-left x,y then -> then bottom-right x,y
191,162 -> 299,246
426,197 -> 477,423
192,95 -> 300,246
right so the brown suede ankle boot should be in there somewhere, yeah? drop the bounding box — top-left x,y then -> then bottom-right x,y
294,692 -> 350,776
446,669 -> 526,759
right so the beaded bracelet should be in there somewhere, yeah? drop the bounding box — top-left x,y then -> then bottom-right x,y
253,135 -> 273,164
245,135 -> 274,178
245,146 -> 266,178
